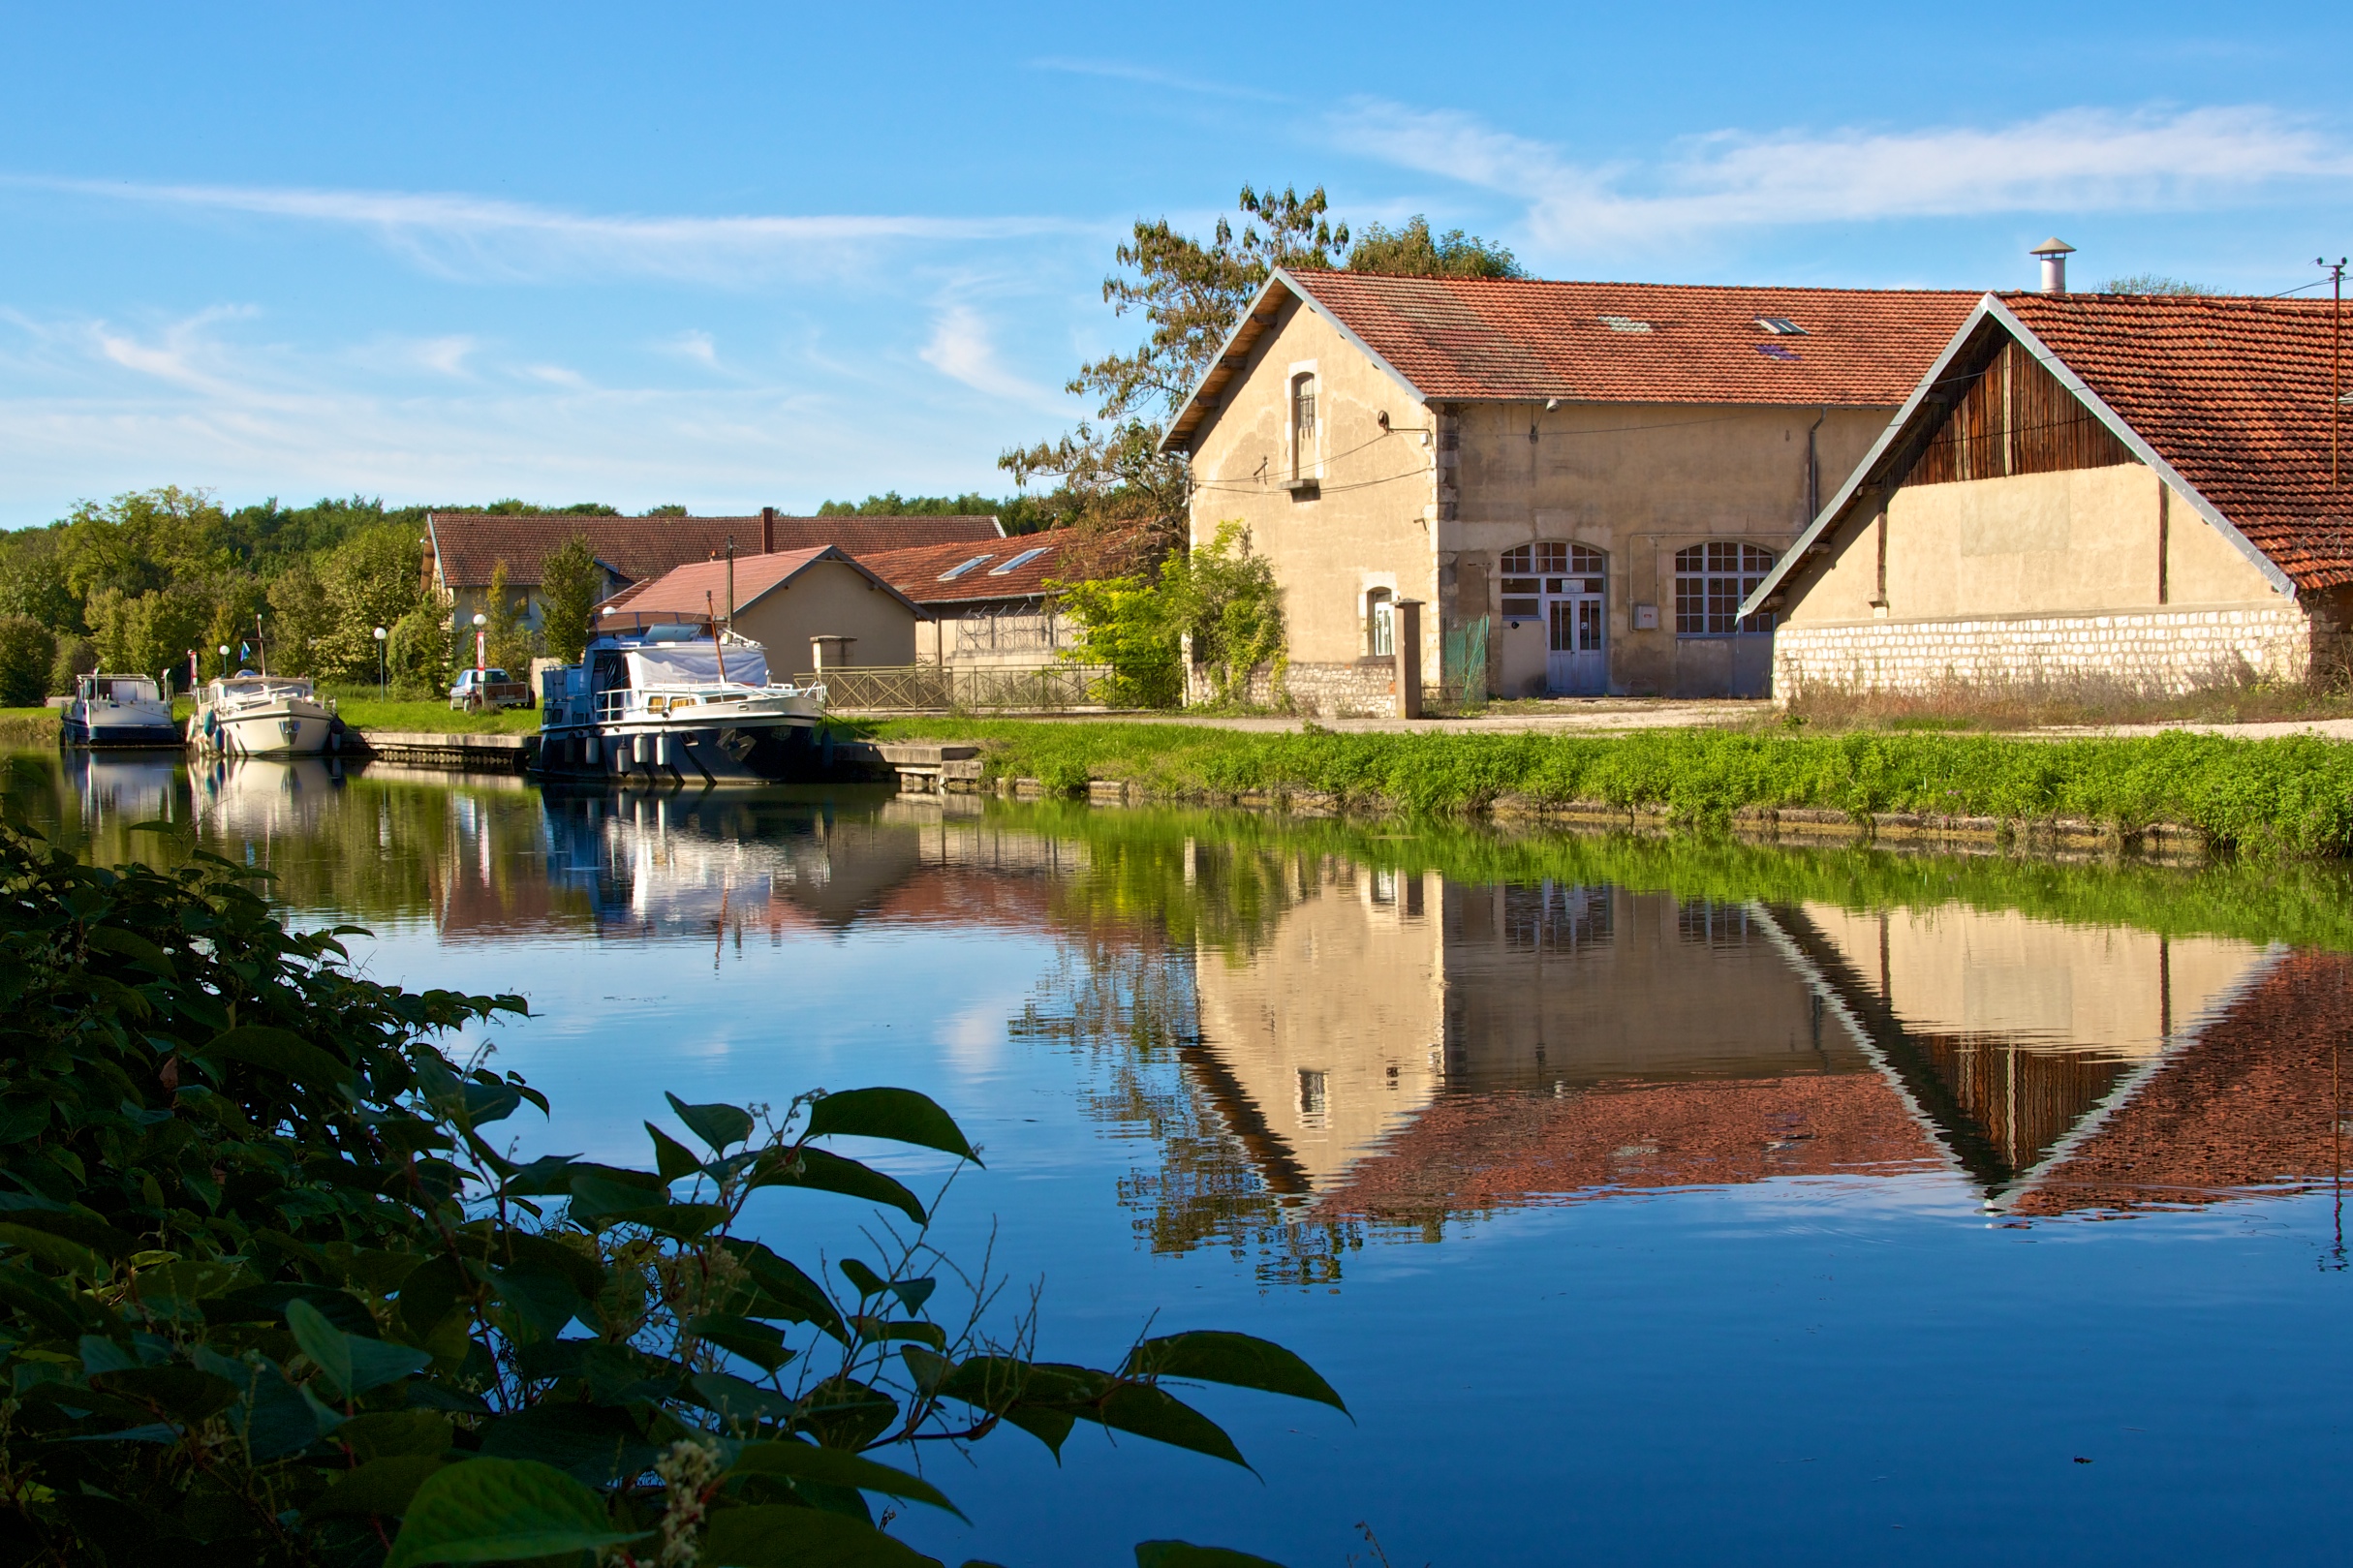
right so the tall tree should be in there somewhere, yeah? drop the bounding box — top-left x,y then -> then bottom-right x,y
482,559 -> 533,674
537,533 -> 601,665
1001,185 -> 1353,558
1347,216 -> 1523,279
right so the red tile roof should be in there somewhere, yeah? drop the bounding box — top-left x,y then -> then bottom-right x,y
425,512 -> 1003,590
1998,292 -> 2353,592
598,545 -> 921,620
856,534 -> 1093,606
1165,270 -> 1980,448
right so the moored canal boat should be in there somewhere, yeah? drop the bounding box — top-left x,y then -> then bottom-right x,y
189,674 -> 339,756
533,621 -> 825,784
60,673 -> 180,748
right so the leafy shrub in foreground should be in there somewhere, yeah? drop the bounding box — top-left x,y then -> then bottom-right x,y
0,815 -> 1334,1566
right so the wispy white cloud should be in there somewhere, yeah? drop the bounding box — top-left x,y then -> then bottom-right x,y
0,304 -> 1038,524
3,174 -> 1093,285
917,303 -> 1068,410
660,329 -> 719,369
1332,102 -> 2353,253
1029,56 -> 1285,104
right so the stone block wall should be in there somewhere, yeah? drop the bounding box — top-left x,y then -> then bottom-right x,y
1191,660 -> 1406,717
1774,603 -> 2316,697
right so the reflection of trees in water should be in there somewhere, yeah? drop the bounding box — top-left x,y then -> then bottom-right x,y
1012,930 -> 1364,1288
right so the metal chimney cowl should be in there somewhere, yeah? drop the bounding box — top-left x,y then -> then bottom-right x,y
2031,237 -> 2076,295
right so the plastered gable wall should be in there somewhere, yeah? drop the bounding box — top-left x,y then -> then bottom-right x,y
1440,401 -> 1885,694
1185,292 -> 1439,671
733,560 -> 918,674
1783,464 -> 2282,627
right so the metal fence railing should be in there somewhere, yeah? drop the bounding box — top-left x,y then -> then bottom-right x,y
795,663 -> 1118,713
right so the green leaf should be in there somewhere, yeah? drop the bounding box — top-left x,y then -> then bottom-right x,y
384,1457 -> 649,1567
482,1262 -> 586,1339
751,1147 -> 926,1223
477,1402 -> 661,1488
288,1297 -> 433,1399
687,1312 -> 797,1374
198,1024 -> 354,1088
0,1222 -> 106,1278
84,924 -> 175,976
1134,1544 -> 1290,1568
720,1240 -> 847,1341
0,1261 -> 96,1337
728,1442 -> 966,1519
339,1409 -> 455,1461
839,1258 -> 887,1299
667,1091 -> 756,1153
306,1454 -> 452,1521
86,1366 -> 239,1424
646,1122 -> 703,1183
1123,1332 -> 1347,1413
1096,1384 -> 1249,1469
807,1089 -> 979,1164
702,1505 -> 943,1568
693,1368 -> 795,1429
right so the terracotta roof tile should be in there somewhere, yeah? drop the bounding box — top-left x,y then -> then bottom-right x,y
1286,270 -> 1980,407
425,513 -> 1003,590
599,545 -> 921,620
1999,293 -> 2353,591
855,535 -> 1099,605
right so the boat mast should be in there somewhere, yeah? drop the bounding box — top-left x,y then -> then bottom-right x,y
705,592 -> 728,684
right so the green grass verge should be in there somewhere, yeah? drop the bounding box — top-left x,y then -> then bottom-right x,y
0,709 -> 59,747
994,796 -> 2353,954
335,697 -> 541,734
843,718 -> 2353,859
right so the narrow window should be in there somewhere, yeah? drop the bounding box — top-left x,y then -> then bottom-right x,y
1674,542 -> 1777,635
1290,374 -> 1318,481
1367,588 -> 1395,658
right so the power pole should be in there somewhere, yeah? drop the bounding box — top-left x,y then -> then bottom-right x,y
2325,257 -> 2348,487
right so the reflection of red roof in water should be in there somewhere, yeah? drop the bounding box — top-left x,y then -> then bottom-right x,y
2012,950 -> 2352,1214
1318,1074 -> 1941,1221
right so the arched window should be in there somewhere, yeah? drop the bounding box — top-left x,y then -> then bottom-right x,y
1674,542 -> 1777,635
1499,543 -> 1604,615
1367,587 -> 1395,658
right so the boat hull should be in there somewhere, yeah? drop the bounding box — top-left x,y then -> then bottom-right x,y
61,710 -> 182,748
194,705 -> 335,757
534,715 -> 820,785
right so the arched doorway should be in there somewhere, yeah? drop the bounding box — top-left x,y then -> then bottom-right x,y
1502,542 -> 1606,694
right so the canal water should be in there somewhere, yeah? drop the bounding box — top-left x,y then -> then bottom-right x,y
12,748 -> 2353,1565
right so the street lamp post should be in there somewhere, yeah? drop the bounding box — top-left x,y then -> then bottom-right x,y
216,644 -> 230,680
374,626 -> 388,701
471,612 -> 487,675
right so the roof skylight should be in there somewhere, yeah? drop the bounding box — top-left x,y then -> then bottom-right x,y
1755,317 -> 1808,335
988,546 -> 1052,575
1599,315 -> 1654,334
938,554 -> 994,581
1755,344 -> 1802,363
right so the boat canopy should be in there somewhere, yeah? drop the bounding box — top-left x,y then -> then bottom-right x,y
624,639 -> 770,689
84,675 -> 161,702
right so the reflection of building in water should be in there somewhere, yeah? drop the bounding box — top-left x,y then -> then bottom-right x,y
1185,868 -> 2336,1229
1766,903 -> 2280,1203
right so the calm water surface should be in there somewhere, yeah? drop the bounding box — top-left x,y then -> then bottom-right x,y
13,749 -> 2353,1565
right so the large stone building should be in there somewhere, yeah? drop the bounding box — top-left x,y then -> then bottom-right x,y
1746,291 -> 2353,692
1159,271 -> 1977,706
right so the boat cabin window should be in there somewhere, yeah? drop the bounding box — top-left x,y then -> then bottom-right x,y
592,651 -> 629,692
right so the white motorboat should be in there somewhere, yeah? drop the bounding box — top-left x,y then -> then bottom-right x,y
189,673 -> 340,757
60,673 -> 180,748
535,622 -> 825,784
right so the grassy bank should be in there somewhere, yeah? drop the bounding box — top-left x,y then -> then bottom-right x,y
0,707 -> 56,746
848,718 -> 2353,859
331,695 -> 540,734
993,797 -> 2353,954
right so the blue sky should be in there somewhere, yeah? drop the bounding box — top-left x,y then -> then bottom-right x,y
2,1 -> 2347,529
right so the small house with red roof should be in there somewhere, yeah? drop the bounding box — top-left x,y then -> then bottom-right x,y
596,545 -> 923,675
1161,269 -> 1979,705
857,533 -> 1102,668
423,507 -> 1001,645
1745,286 -> 2353,693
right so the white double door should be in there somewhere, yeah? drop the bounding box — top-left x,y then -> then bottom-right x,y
1543,578 -> 1606,695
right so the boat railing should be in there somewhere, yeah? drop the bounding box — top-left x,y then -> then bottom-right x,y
589,682 -> 821,725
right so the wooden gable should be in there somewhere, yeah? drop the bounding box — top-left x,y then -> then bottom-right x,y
1904,338 -> 2135,487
